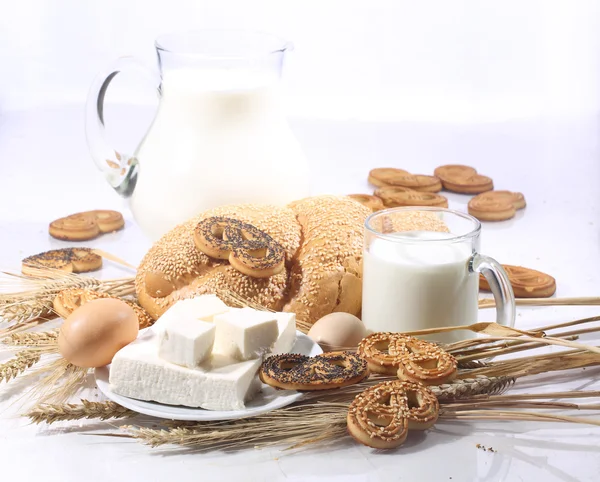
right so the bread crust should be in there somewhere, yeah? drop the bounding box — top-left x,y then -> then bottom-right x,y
135,196 -> 370,328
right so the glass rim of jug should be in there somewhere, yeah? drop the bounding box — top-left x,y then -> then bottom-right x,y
365,206 -> 482,244
154,29 -> 292,60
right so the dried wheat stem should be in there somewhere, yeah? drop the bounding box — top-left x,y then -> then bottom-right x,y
458,335 -> 600,356
447,315 -> 600,354
462,327 -> 600,361
547,326 -> 600,339
456,335 -> 579,362
129,400 -> 600,451
478,390 -> 600,401
440,410 -> 600,426
0,269 -> 136,327
27,400 -> 136,424
2,330 -> 59,346
126,379 -> 515,450
480,297 -> 600,309
441,400 -> 599,411
92,249 -> 138,270
452,323 -> 600,360
462,351 -> 600,379
14,357 -> 90,405
536,315 -> 600,333
0,350 -> 41,383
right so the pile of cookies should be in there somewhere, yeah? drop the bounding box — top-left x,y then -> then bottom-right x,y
21,209 -> 126,276
349,165 -> 526,222
49,210 -> 124,241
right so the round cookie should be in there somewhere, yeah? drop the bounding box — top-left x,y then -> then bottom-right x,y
22,248 -> 102,276
259,352 -> 369,390
380,174 -> 442,193
347,194 -> 385,212
374,189 -> 448,208
368,168 -> 411,187
49,214 -> 100,241
468,190 -> 527,222
442,174 -> 494,194
468,197 -> 516,221
434,164 -> 477,181
475,190 -> 526,210
480,264 -> 556,298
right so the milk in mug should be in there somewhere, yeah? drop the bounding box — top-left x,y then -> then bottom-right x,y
361,231 -> 479,343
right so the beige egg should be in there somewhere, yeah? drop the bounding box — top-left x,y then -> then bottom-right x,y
308,312 -> 367,351
58,298 -> 139,368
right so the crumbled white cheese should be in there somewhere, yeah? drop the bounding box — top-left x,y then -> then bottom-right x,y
213,308 -> 279,361
158,318 -> 215,368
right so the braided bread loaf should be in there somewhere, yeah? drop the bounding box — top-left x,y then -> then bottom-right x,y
135,195 -> 370,328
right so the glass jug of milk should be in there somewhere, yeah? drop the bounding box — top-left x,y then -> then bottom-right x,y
85,31 -> 310,240
362,207 -> 515,344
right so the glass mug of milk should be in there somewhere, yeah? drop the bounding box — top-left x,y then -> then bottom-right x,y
362,207 -> 515,343
85,30 -> 310,240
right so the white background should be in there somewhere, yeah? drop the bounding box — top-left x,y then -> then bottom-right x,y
2,3 -> 600,482
1,0 -> 600,121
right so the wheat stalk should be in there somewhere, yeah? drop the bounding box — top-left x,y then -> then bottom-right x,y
0,350 -> 41,383
127,394 -> 600,450
27,400 -> 136,424
92,249 -> 138,271
439,410 -> 600,426
125,377 -> 514,450
2,330 -> 59,346
479,296 -> 600,309
461,350 -> 600,379
24,375 -> 514,428
445,314 -> 600,354
31,359 -> 89,405
0,268 -> 135,327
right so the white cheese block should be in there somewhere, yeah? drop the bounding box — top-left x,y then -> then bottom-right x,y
158,318 -> 215,368
213,308 -> 279,361
151,295 -> 229,335
109,333 -> 261,411
272,312 -> 297,355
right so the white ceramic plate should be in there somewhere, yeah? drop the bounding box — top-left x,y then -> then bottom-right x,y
95,331 -> 322,421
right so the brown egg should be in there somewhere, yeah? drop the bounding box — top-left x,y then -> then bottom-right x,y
308,312 -> 367,351
58,298 -> 139,368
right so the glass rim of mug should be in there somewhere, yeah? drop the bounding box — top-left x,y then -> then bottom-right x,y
365,206 -> 482,243
154,29 -> 292,59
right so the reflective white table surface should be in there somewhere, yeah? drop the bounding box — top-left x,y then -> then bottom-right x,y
1,107 -> 599,482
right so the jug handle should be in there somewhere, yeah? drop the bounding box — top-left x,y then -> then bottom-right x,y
84,56 -> 160,197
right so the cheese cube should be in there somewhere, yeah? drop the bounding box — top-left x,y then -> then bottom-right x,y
213,308 -> 279,361
110,334 -> 262,411
158,318 -> 215,368
272,311 -> 297,355
152,295 -> 229,335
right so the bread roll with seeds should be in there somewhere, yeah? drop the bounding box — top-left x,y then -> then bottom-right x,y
283,196 -> 367,323
136,204 -> 301,319
135,196 -> 369,328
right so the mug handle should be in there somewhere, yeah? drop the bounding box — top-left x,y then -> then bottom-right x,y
470,254 -> 516,327
84,57 -> 160,197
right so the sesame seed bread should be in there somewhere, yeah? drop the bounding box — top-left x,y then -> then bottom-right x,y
135,196 -> 370,329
